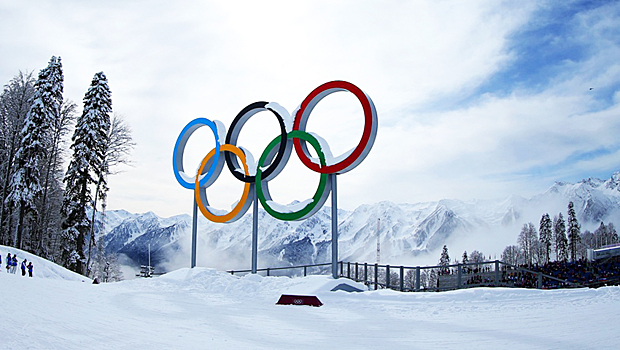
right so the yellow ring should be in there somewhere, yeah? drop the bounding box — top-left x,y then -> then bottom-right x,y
194,144 -> 251,223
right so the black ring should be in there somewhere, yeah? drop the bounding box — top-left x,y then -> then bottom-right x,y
225,101 -> 288,183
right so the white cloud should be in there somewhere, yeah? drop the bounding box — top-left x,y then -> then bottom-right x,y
1,1 -> 619,218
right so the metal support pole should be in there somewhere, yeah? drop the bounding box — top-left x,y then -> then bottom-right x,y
457,264 -> 462,289
252,185 -> 258,274
191,198 -> 198,268
364,263 -> 368,284
495,260 -> 500,286
355,262 -> 359,281
386,265 -> 391,288
347,262 -> 351,279
374,263 -> 378,290
331,174 -> 339,279
415,266 -> 421,291
400,266 -> 404,291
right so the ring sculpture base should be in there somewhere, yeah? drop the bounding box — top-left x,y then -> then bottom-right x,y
276,294 -> 323,307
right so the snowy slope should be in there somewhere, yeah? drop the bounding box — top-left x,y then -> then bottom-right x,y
1,263 -> 619,349
0,244 -> 90,282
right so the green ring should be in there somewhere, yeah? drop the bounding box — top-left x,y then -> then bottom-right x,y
256,130 -> 329,221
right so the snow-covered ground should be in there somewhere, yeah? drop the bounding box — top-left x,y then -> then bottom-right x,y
1,246 -> 619,349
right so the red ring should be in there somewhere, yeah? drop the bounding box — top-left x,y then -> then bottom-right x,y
292,80 -> 377,174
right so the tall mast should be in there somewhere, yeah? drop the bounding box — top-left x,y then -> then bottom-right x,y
376,218 -> 380,264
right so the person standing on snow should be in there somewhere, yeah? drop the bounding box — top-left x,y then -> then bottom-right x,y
11,255 -> 17,274
21,259 -> 27,276
27,262 -> 33,277
5,253 -> 10,273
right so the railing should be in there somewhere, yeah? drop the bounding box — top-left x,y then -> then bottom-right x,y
228,260 -> 581,292
340,260 -> 581,292
227,262 -> 333,277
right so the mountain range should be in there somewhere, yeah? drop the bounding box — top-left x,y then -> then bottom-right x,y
102,172 -> 620,273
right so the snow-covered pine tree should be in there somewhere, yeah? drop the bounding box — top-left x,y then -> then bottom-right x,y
439,245 -> 450,274
0,71 -> 35,245
61,72 -> 111,274
462,251 -> 469,265
554,213 -> 568,262
539,213 -> 553,264
567,201 -> 581,262
8,57 -> 63,250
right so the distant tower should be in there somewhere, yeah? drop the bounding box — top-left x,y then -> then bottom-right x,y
376,218 -> 381,264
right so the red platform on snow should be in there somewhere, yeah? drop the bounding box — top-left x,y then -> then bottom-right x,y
276,294 -> 323,307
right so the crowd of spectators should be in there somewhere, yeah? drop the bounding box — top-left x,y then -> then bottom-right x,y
438,257 -> 620,290
505,257 -> 620,289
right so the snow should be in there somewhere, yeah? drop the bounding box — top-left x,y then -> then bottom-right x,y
266,199 -> 314,213
1,247 -> 619,349
266,102 -> 293,132
214,119 -> 226,142
207,205 -> 229,216
0,245 -> 89,282
239,146 -> 257,176
308,131 -> 354,166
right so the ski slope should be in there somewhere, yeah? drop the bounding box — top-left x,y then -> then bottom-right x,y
1,247 -> 619,349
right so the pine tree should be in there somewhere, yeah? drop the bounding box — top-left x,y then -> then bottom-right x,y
554,213 -> 568,262
462,251 -> 469,265
8,57 -> 63,250
439,245 -> 450,274
567,201 -> 581,261
61,72 -> 111,274
539,213 -> 553,264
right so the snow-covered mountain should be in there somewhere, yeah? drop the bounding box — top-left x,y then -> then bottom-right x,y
101,172 -> 620,272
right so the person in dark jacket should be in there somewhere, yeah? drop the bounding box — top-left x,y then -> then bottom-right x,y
11,255 -> 17,274
27,262 -> 33,277
21,259 -> 27,276
5,253 -> 10,273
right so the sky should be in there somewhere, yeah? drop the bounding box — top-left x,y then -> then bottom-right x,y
1,0 -> 620,218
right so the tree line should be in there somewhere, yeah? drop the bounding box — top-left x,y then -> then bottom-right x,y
501,201 -> 618,267
0,56 -> 133,280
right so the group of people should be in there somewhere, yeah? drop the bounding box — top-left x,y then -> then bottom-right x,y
2,253 -> 33,277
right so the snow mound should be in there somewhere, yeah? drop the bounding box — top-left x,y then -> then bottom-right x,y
158,267 -> 367,297
0,245 -> 91,282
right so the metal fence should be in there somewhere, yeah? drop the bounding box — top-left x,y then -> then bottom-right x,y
229,260 -> 580,292
340,260 -> 581,292
228,262 -> 333,278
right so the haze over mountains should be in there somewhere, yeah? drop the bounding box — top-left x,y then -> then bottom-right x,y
102,172 -> 620,273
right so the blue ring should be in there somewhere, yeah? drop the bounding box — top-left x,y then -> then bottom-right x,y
173,118 -> 221,189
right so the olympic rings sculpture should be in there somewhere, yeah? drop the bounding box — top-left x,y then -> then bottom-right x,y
172,80 -> 377,223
